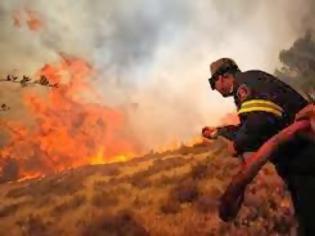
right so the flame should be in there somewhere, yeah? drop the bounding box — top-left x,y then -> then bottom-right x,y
12,9 -> 43,32
89,147 -> 132,165
17,171 -> 43,183
0,55 -> 141,181
26,10 -> 43,31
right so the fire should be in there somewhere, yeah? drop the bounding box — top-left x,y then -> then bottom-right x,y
0,55 -> 141,181
89,147 -> 131,165
17,171 -> 43,183
13,9 -> 43,32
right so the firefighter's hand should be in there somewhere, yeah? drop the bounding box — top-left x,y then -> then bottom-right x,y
202,126 -> 218,139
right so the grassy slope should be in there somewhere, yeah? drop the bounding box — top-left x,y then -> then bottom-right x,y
0,140 -> 296,236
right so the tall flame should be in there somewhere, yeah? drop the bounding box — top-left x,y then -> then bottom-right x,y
0,55 -> 141,181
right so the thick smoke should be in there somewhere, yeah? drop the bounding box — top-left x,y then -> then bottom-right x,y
0,0 -> 315,150
276,32 -> 315,100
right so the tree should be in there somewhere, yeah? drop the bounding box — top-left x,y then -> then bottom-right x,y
0,74 -> 57,111
275,31 -> 315,101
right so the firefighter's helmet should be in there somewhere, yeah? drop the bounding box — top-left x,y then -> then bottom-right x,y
209,58 -> 240,90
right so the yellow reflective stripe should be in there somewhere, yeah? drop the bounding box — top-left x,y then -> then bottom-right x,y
238,107 -> 282,117
240,103 -> 283,114
238,99 -> 284,117
241,100 -> 284,112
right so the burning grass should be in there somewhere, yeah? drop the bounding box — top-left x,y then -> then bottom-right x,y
0,55 -> 141,182
6,173 -> 85,199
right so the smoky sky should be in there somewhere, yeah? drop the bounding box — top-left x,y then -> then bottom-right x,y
0,0 -> 315,149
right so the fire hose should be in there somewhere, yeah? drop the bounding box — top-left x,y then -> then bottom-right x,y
218,105 -> 315,222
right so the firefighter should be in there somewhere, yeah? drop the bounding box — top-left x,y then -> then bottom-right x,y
202,58 -> 315,235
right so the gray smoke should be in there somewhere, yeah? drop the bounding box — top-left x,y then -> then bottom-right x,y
276,31 -> 315,100
0,0 -> 315,150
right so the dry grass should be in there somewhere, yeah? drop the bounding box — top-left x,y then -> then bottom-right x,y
195,194 -> 218,214
6,173 -> 84,199
16,214 -> 59,236
81,210 -> 149,236
91,190 -> 119,209
170,178 -> 199,203
126,156 -> 186,189
160,198 -> 181,214
0,141 -> 297,235
0,203 -> 20,218
51,194 -> 87,217
190,161 -> 211,180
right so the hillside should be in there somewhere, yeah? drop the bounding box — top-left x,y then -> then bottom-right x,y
0,140 -> 296,236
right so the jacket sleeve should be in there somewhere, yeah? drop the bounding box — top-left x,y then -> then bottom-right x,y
217,125 -> 240,141
231,112 -> 281,154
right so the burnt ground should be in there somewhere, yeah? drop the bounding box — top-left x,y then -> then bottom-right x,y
0,140 -> 297,236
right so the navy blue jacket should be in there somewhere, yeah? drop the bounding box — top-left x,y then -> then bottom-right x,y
217,70 -> 308,154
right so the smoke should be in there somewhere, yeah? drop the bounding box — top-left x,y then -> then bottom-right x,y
0,0 -> 315,150
276,31 -> 315,100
